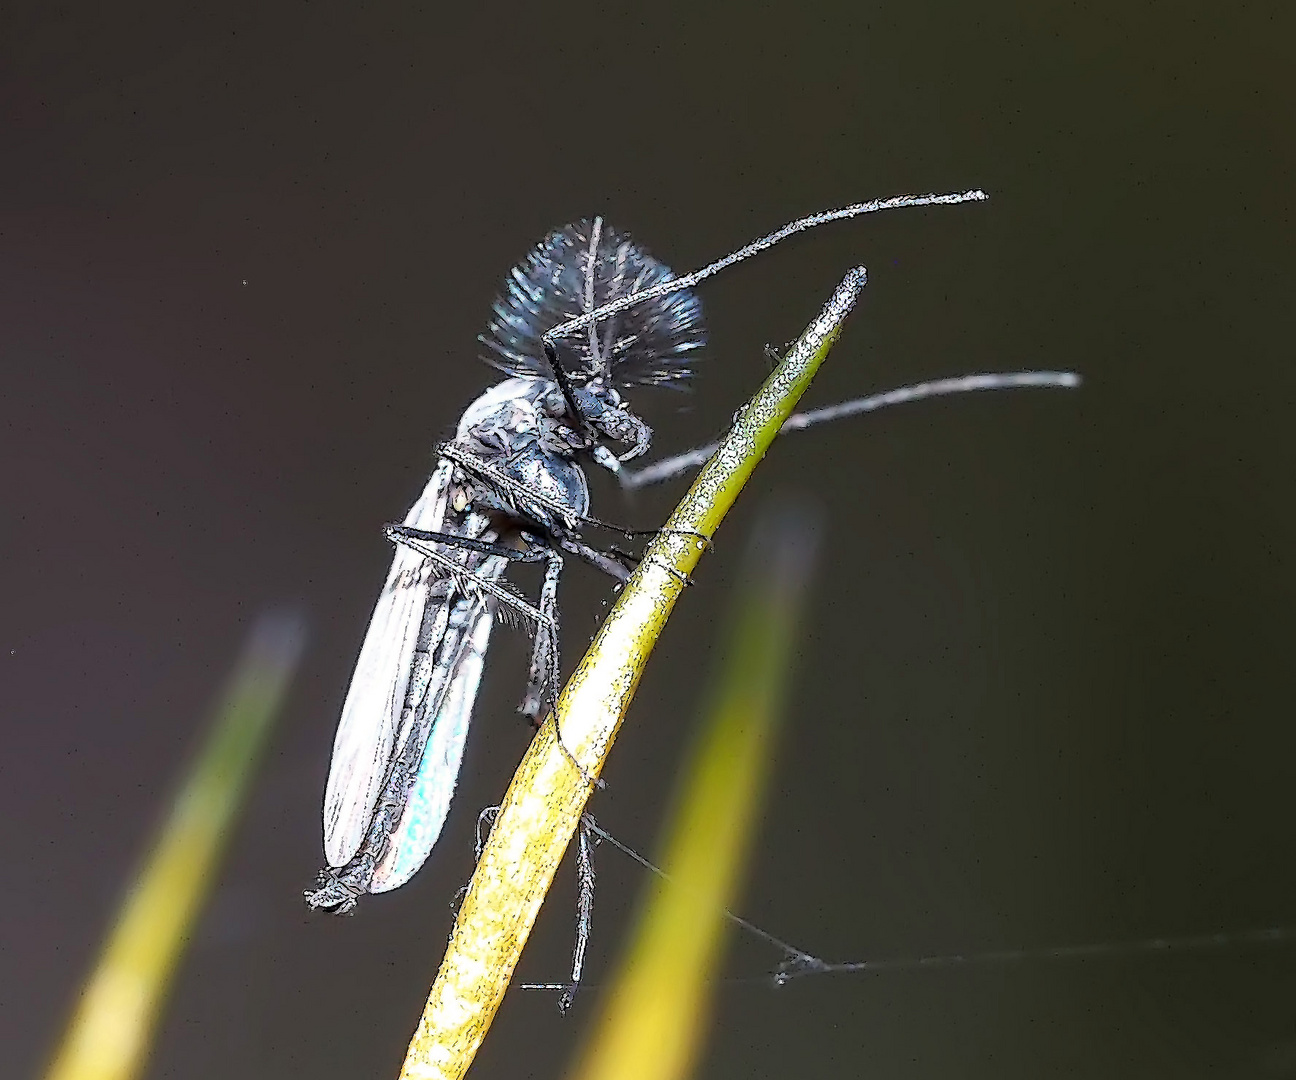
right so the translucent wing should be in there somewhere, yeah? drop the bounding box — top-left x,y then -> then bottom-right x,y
370,597 -> 494,891
322,463 -> 452,867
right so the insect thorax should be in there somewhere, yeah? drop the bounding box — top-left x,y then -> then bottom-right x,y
452,377 -> 592,529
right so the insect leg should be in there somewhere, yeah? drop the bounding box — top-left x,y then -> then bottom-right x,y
556,534 -> 692,588
386,526 -> 552,632
386,524 -> 548,564
438,442 -> 583,533
521,547 -> 564,721
515,542 -> 607,791
601,543 -> 640,569
554,535 -> 633,583
618,370 -> 1081,490
558,813 -> 599,1013
617,444 -> 714,490
577,511 -> 712,553
436,443 -> 708,557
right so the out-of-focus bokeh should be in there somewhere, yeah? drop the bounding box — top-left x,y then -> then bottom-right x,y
4,3 -> 1292,1078
44,612 -> 305,1080
568,501 -> 820,1080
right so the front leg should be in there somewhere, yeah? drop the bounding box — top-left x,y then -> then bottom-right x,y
385,524 -> 552,632
556,535 -> 633,584
557,533 -> 702,587
385,523 -> 548,564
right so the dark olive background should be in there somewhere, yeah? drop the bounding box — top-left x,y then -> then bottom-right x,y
4,3 -> 1293,1078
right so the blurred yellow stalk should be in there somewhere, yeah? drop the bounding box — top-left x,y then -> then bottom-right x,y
44,612 -> 306,1080
399,268 -> 865,1080
568,502 -> 820,1080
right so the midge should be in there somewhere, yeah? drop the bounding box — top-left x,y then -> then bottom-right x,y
306,191 -> 1077,913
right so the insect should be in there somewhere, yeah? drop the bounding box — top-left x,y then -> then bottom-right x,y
305,192 -> 1077,914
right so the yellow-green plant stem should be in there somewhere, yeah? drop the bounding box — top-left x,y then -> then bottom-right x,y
398,267 -> 867,1080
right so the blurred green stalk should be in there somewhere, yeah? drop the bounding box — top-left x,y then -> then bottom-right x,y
44,613 -> 306,1080
568,501 -> 820,1080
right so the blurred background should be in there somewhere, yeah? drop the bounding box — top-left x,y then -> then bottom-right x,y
3,2 -> 1292,1077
